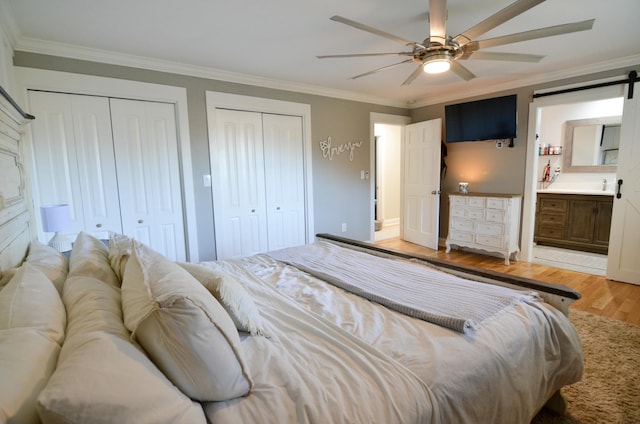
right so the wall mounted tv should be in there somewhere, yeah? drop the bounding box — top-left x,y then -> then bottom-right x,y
445,94 -> 517,144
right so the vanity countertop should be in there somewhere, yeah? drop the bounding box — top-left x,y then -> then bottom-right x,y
537,188 -> 614,196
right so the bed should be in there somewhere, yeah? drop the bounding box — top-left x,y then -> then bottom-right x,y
1,84 -> 582,424
1,229 -> 583,424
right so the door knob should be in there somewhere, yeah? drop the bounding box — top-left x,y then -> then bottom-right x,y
138,219 -> 144,224
431,190 -> 441,195
96,223 -> 102,228
251,209 -> 255,213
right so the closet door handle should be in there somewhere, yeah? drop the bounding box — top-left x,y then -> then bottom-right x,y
96,223 -> 102,228
276,207 -> 281,210
138,219 -> 144,224
251,209 -> 255,213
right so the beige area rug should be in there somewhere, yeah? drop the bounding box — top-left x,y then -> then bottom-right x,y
531,310 -> 640,424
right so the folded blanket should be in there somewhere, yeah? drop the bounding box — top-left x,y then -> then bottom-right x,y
267,242 -> 538,333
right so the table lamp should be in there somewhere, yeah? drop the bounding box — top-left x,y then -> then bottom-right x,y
41,204 -> 72,252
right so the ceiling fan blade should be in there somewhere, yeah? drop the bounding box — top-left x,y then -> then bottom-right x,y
465,51 -> 544,62
330,15 -> 422,48
401,65 -> 425,86
452,0 -> 545,46
317,52 -> 413,59
349,59 -> 414,80
428,0 -> 448,45
449,61 -> 476,81
473,19 -> 595,49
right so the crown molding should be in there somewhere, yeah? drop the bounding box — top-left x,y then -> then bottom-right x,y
9,28 -> 640,111
13,36 -> 410,109
0,2 -> 20,48
409,54 -> 640,108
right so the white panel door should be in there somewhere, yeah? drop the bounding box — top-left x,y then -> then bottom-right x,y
212,109 -> 268,259
607,88 -> 640,284
262,113 -> 306,250
110,98 -> 186,261
28,91 -> 122,241
402,119 -> 442,249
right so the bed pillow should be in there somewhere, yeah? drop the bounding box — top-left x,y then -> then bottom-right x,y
38,271 -> 206,423
108,232 -> 133,281
121,241 -> 253,401
0,263 -> 66,345
179,261 -> 267,336
0,328 -> 60,424
25,240 -> 69,294
69,231 -> 120,288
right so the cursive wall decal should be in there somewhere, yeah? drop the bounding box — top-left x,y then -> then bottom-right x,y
319,137 -> 363,161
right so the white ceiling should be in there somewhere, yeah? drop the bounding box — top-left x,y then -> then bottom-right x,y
3,0 -> 640,107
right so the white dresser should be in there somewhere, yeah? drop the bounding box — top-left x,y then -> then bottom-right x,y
445,193 -> 522,265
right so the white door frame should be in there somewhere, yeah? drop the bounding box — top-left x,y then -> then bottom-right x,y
369,113 -> 411,242
205,91 -> 315,250
522,81 -> 625,262
15,67 -> 200,261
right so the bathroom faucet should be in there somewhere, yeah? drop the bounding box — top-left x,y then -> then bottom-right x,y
602,178 -> 607,191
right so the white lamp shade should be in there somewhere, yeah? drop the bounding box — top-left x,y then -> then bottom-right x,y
41,204 -> 72,233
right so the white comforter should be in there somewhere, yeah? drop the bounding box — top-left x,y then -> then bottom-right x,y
201,258 -> 438,424
234,245 -> 583,424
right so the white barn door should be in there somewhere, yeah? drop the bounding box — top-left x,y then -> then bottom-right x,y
607,88 -> 640,284
402,118 -> 442,249
110,98 -> 186,261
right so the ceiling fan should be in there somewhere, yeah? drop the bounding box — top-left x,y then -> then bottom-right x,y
317,0 -> 595,85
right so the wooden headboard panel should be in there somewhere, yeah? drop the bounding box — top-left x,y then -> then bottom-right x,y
0,84 -> 34,271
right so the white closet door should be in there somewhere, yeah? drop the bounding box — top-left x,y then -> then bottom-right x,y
110,99 -> 186,261
262,113 -> 306,250
28,91 -> 122,240
211,109 -> 268,259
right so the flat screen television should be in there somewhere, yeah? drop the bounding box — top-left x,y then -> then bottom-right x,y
445,94 -> 517,143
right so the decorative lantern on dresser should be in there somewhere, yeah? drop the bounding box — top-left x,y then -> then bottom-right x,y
445,193 -> 522,265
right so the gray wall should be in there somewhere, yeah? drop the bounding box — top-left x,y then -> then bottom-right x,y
14,52 -> 408,260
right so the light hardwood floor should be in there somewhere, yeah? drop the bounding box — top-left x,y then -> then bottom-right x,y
375,238 -> 640,326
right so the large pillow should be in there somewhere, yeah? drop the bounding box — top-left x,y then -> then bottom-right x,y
0,328 -> 60,424
121,241 -> 253,401
108,232 -> 133,281
39,271 -> 206,423
37,331 -> 206,424
26,240 -> 69,294
0,263 -> 66,345
179,261 -> 267,336
69,231 -> 119,288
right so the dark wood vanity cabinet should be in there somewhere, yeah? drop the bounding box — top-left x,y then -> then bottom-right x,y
534,193 -> 613,254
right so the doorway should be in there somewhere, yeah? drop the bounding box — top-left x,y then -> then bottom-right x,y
522,85 -> 624,276
374,124 -> 402,241
369,113 -> 410,242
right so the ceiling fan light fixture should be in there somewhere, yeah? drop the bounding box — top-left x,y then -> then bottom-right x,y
423,53 -> 451,74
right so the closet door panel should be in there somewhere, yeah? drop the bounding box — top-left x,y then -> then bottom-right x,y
110,99 -> 185,261
212,109 -> 268,259
262,114 -> 306,250
71,95 -> 123,238
28,91 -> 121,241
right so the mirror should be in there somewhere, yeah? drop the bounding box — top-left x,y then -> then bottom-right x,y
563,116 -> 621,172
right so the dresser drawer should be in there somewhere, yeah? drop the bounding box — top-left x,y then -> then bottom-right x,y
450,218 -> 474,232
486,197 -> 508,210
485,209 -> 506,222
476,222 -> 504,236
450,196 -> 468,207
540,213 -> 566,226
539,198 -> 568,213
476,234 -> 504,248
449,230 -> 474,243
468,197 -> 485,208
537,226 -> 566,239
